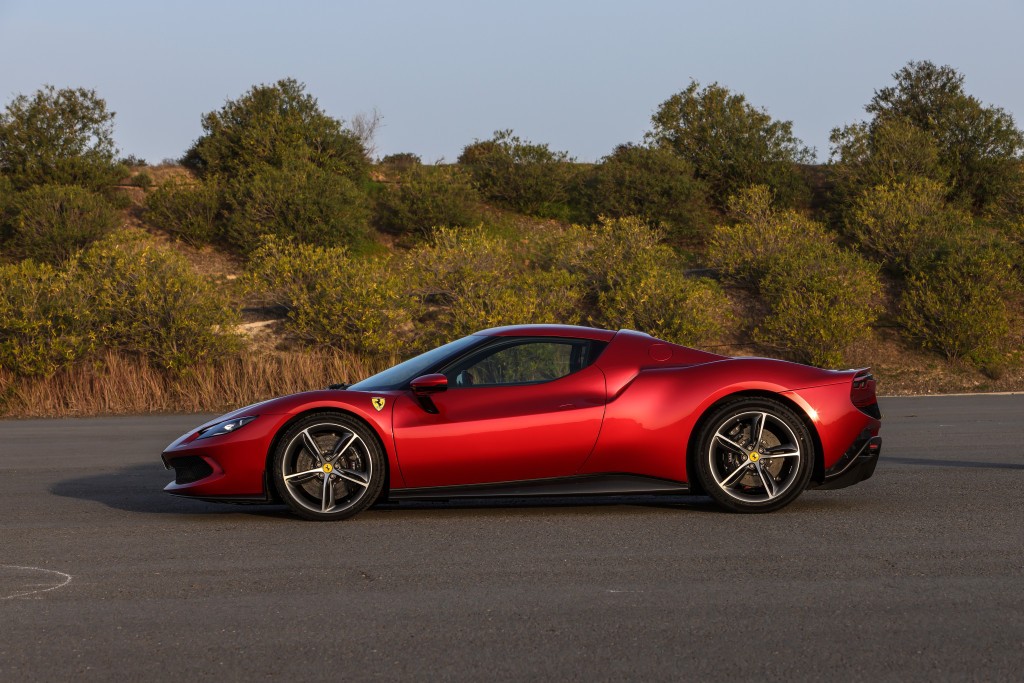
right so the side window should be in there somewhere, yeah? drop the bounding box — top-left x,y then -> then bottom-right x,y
446,340 -> 601,387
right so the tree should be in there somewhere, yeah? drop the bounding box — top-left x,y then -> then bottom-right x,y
579,144 -> 712,241
829,117 -> 946,206
458,130 -> 575,216
646,81 -> 813,208
834,61 -> 1024,212
176,79 -> 373,251
183,78 -> 368,183
0,85 -> 125,191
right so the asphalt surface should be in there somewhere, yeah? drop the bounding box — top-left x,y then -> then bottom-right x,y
1,395 -> 1022,681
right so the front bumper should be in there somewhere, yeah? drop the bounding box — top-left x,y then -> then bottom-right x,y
161,415 -> 281,501
810,435 -> 881,490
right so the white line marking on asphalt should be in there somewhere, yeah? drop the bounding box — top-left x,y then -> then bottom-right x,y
0,565 -> 73,600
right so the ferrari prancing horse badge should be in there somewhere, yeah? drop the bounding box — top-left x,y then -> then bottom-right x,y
371,397 -> 386,411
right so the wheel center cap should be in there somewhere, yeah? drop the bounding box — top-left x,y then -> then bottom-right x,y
749,452 -> 760,462
322,463 -> 333,473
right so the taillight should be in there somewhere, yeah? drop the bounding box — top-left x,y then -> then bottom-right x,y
851,369 -> 880,418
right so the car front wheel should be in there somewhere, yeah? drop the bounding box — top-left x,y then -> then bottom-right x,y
272,412 -> 385,521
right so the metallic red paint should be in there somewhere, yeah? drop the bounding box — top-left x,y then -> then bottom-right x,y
161,325 -> 880,504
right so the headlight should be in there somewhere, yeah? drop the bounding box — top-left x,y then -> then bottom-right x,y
196,416 -> 258,440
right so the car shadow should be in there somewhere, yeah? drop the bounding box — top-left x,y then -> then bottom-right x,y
49,463 -> 293,519
50,462 -> 723,518
883,456 -> 1024,470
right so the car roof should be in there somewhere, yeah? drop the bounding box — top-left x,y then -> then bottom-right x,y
475,324 -> 618,342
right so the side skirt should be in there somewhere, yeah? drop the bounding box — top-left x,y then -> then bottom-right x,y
389,473 -> 689,501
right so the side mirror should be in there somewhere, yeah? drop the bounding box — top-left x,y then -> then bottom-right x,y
410,373 -> 448,396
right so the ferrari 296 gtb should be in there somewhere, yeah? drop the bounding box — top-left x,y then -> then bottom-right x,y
161,325 -> 882,520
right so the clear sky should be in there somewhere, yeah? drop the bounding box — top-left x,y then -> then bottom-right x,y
1,0 -> 1021,164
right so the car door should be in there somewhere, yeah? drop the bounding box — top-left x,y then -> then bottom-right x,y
391,337 -> 607,488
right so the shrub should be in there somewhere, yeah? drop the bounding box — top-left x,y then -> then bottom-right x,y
708,187 -> 881,365
845,177 -> 967,272
9,184 -> 120,263
599,267 -> 732,346
145,179 -> 221,245
579,144 -> 713,241
458,130 -> 574,216
0,85 -> 127,192
754,249 -> 882,367
182,78 -> 368,183
79,232 -> 241,373
865,61 -> 1024,212
0,174 -> 14,244
379,152 -> 422,173
129,171 -> 153,190
0,259 -> 94,376
376,165 -> 480,238
245,237 -> 410,356
706,185 -> 832,282
405,228 -> 584,349
223,163 -> 371,251
646,80 -> 813,208
898,243 -> 1018,367
829,117 -> 946,208
554,217 -> 732,345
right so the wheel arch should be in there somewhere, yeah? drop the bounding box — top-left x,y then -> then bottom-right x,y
263,407 -> 392,503
685,389 -> 824,494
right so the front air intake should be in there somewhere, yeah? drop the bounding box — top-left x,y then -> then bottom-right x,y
170,456 -> 214,484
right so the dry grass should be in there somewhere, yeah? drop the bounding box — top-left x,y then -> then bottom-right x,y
0,350 -> 392,418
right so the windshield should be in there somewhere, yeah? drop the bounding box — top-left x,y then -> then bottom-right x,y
348,335 -> 484,391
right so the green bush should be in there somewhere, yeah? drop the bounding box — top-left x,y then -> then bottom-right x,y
579,144 -> 713,241
754,249 -> 882,367
707,187 -> 881,365
898,243 -> 1018,367
405,228 -> 584,350
706,185 -> 832,282
245,237 -> 411,356
183,78 -> 368,184
646,80 -> 813,208
554,217 -> 732,345
0,85 -> 126,192
0,174 -> 14,245
458,130 -> 574,216
129,171 -> 153,190
0,259 -> 95,376
223,163 -> 372,252
79,232 -> 241,373
376,165 -> 480,238
144,179 -> 221,245
865,61 -> 1024,212
846,177 -> 966,272
599,266 -> 732,346
379,153 -> 422,173
9,184 -> 120,263
829,117 -> 946,209
175,79 -> 373,254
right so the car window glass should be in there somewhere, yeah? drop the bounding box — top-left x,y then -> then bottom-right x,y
449,341 -> 581,387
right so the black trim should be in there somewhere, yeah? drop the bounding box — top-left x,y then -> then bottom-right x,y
166,492 -> 273,505
809,436 -> 881,490
389,473 -> 689,501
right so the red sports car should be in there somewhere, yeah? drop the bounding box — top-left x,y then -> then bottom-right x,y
161,325 -> 881,520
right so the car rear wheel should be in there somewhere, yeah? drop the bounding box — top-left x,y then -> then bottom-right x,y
272,412 -> 385,521
695,398 -> 813,513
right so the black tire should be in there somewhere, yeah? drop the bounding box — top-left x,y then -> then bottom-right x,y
272,412 -> 386,521
694,397 -> 814,513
